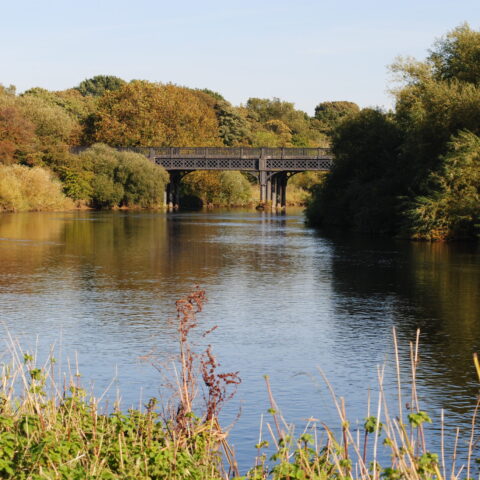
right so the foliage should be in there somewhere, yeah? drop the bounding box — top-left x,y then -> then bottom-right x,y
22,87 -> 97,123
93,81 -> 221,147
0,164 -> 74,212
405,131 -> 480,240
245,97 -> 329,147
428,23 -> 480,85
215,100 -> 251,146
314,100 -> 360,134
0,289 -> 235,479
0,94 -> 37,165
76,75 -> 127,97
76,144 -> 169,208
306,109 -> 404,233
182,170 -> 252,206
308,23 -> 480,240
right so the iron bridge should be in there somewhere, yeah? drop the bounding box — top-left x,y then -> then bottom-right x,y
81,147 -> 334,208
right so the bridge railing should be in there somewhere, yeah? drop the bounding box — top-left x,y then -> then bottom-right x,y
71,146 -> 333,159
150,147 -> 331,158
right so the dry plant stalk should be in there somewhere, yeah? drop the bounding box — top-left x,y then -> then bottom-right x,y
252,328 -> 480,480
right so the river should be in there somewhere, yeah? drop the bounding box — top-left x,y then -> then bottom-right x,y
0,209 -> 479,472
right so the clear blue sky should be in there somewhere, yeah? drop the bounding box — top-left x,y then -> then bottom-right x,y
2,0 -> 479,114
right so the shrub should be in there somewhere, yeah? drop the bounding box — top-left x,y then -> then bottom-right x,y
74,144 -> 169,208
182,170 -> 252,206
0,165 -> 74,212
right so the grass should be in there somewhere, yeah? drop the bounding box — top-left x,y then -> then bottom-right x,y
0,290 -> 478,479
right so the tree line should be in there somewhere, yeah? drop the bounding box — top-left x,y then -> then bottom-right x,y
306,23 -> 480,241
0,75 -> 356,210
1,23 -> 478,240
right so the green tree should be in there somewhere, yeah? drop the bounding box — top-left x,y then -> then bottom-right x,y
306,109 -> 404,232
76,75 -> 126,97
73,144 -> 168,208
182,170 -> 252,205
429,23 -> 480,85
314,101 -> 360,134
405,131 -> 480,240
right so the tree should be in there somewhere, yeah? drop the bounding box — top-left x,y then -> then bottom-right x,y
391,24 -> 480,182
73,144 -> 168,208
182,170 -> 252,205
93,81 -> 221,146
0,95 -> 37,165
22,87 -> 96,123
306,109 -> 404,232
245,97 -> 324,146
76,75 -> 126,97
405,131 -> 480,240
429,23 -> 480,85
314,101 -> 360,134
17,94 -> 81,152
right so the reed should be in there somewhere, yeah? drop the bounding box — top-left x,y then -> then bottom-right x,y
243,329 -> 480,480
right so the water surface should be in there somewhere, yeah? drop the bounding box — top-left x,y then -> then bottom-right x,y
0,210 -> 479,471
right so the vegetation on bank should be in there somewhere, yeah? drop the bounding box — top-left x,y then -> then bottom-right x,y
306,23 -> 480,241
0,289 -> 479,479
0,72 -> 354,211
1,23 -> 479,237
0,165 -> 73,212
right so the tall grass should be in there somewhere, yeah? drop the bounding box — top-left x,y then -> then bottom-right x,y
0,164 -> 74,212
242,330 -> 480,480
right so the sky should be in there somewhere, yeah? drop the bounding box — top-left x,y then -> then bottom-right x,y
1,0 -> 479,114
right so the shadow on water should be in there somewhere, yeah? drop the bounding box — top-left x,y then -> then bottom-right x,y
320,229 -> 480,416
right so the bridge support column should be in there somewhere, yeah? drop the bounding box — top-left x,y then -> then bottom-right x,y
259,170 -> 267,204
167,172 -> 182,210
271,172 -> 288,210
271,175 -> 277,209
280,174 -> 287,209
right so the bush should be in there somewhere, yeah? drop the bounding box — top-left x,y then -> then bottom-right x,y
182,170 -> 252,206
76,144 -> 169,208
0,165 -> 74,212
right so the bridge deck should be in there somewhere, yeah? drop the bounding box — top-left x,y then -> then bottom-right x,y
114,147 -> 334,171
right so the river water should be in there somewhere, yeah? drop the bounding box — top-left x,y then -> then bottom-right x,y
0,209 -> 479,471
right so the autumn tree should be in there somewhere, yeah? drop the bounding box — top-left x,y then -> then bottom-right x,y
93,81 -> 221,146
0,95 -> 37,165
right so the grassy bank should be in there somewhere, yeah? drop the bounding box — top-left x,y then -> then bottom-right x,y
0,290 -> 478,479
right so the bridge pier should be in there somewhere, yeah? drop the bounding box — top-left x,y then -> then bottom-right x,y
166,171 -> 183,210
263,172 -> 288,210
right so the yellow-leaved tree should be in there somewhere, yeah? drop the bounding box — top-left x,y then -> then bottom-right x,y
93,81 -> 221,146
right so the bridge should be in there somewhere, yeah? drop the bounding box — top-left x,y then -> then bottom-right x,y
92,147 -> 334,209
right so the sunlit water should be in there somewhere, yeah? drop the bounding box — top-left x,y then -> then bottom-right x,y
0,209 -> 479,472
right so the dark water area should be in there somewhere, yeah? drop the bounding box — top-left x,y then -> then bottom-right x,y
0,209 -> 479,471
